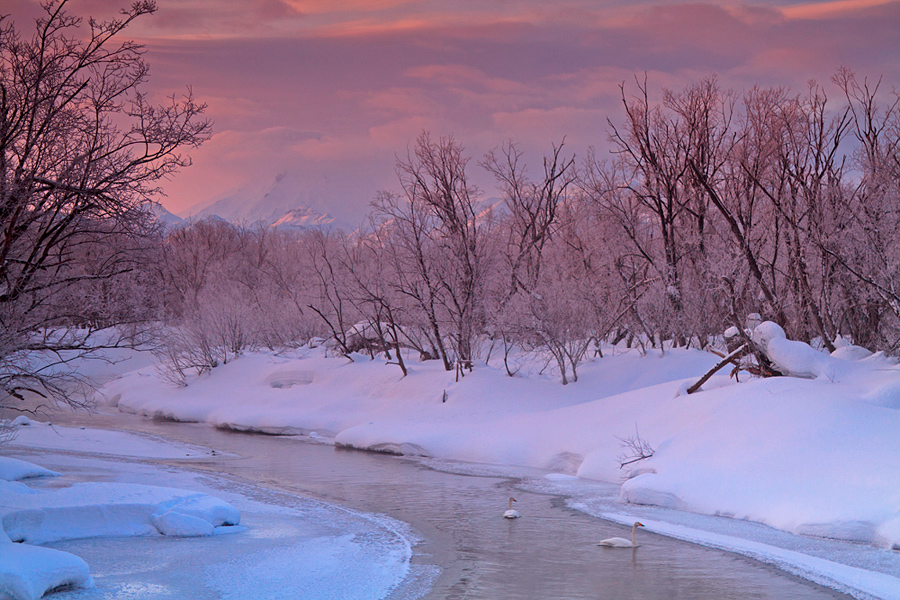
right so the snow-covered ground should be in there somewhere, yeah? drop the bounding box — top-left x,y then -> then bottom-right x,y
0,424 -> 419,600
90,326 -> 900,599
3,323 -> 900,599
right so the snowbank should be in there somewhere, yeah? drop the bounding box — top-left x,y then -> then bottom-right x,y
0,457 -> 59,482
0,544 -> 92,600
104,342 -> 900,544
95,337 -> 900,596
616,374 -> 900,548
8,416 -> 214,459
0,455 -> 240,600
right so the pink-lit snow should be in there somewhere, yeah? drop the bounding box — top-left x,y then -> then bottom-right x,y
3,321 -> 900,599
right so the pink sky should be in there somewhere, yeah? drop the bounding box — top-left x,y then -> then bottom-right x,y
6,0 -> 900,224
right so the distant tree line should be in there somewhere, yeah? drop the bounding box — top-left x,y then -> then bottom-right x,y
154,71 -> 900,384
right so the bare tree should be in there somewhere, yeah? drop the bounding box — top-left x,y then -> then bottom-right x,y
258,229 -> 326,347
482,140 -> 575,298
306,229 -> 359,356
617,424 -> 655,473
372,132 -> 484,371
821,69 -> 900,349
0,1 -> 210,405
399,132 -> 483,369
342,226 -> 409,375
372,188 -> 454,369
482,140 -> 584,380
606,76 -> 694,335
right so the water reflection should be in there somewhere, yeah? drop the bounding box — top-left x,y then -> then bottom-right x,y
33,414 -> 852,600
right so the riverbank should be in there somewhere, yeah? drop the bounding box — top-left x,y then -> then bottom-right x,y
5,334 -> 900,598
1,422 -> 428,600
2,414 -> 858,600
103,341 -> 900,551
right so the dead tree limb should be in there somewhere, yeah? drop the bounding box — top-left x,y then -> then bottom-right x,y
617,425 -> 655,469
687,344 -> 747,394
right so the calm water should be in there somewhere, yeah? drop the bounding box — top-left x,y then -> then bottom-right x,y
28,411 -> 851,600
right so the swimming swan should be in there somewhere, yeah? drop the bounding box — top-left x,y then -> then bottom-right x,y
598,521 -> 644,547
503,497 -> 520,519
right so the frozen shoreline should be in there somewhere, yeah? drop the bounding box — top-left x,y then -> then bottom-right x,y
1,426 -> 426,600
103,344 -> 900,549
425,456 -> 900,600
6,416 -> 896,600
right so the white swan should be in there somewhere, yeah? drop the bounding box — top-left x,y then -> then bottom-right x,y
503,497 -> 520,519
597,521 -> 644,547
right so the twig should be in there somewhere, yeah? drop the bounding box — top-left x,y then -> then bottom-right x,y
616,425 -> 655,469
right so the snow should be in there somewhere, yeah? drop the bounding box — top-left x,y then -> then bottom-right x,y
4,324 -> 900,598
752,320 -> 835,378
0,424 -> 418,600
6,417 -> 214,459
0,452 -> 241,599
0,544 -> 92,600
616,375 -> 900,546
86,326 -> 900,598
1,481 -> 240,545
0,457 -> 59,481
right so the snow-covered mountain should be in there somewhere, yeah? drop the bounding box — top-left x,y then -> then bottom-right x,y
176,171 -> 503,233
270,206 -> 336,230
179,172 -> 356,231
145,202 -> 186,229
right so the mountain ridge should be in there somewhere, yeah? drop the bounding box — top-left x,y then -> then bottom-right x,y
177,171 -> 357,231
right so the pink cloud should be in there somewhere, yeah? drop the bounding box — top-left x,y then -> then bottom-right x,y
281,0 -> 419,14
362,87 -> 439,116
4,0 -> 898,222
405,64 -> 528,94
781,0 -> 899,20
490,107 -> 608,148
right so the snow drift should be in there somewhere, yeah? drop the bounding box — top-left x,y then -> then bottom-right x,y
102,326 -> 900,553
0,456 -> 241,600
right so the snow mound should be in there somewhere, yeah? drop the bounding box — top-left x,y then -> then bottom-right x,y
0,458 -> 59,482
619,478 -> 687,510
152,510 -> 215,536
830,344 -> 873,361
750,321 -> 892,380
753,321 -> 830,378
0,544 -> 93,600
863,378 -> 900,409
265,369 -> 314,389
1,482 -> 240,544
0,468 -> 241,600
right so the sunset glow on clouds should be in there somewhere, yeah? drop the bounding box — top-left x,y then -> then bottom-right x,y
5,0 -> 899,222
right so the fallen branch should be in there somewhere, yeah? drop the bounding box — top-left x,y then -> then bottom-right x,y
687,344 -> 747,394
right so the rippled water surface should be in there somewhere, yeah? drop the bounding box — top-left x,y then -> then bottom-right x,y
30,412 -> 853,599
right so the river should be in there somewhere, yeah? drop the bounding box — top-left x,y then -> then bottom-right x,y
11,408 -> 851,600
